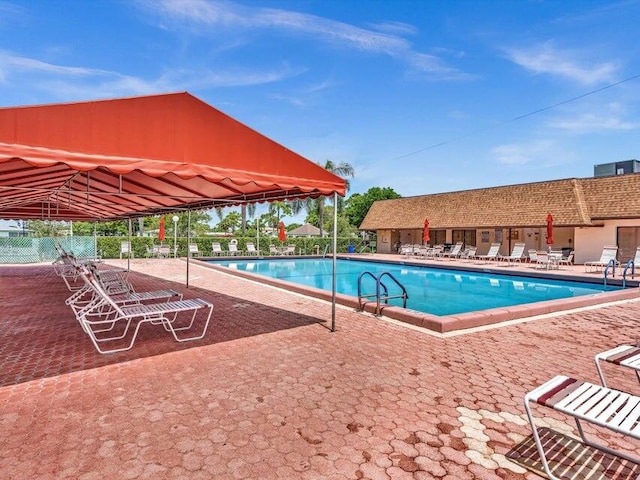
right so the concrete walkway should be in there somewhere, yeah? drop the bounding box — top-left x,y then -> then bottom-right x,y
1,259 -> 640,479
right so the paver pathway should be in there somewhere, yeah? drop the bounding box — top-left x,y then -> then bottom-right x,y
1,260 -> 640,479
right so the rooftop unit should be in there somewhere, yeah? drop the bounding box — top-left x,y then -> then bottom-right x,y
594,159 -> 640,177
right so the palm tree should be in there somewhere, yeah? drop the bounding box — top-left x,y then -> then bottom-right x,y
292,160 -> 354,237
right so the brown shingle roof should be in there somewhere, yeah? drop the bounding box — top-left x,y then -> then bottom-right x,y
359,173 -> 640,230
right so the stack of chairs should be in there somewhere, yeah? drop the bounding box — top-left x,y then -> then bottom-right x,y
53,243 -> 214,354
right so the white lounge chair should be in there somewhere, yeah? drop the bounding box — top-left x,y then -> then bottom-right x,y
227,243 -> 241,256
442,242 -> 463,259
499,242 -> 526,265
525,375 -> 640,480
245,243 -> 259,256
269,245 -> 278,255
622,246 -> 640,278
284,245 -> 296,255
211,242 -> 223,256
475,243 -> 501,263
188,243 -> 200,257
75,267 -> 213,354
595,344 -> 640,387
584,245 -> 619,272
120,241 -> 133,259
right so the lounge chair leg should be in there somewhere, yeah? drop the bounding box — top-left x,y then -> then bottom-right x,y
524,397 -> 560,480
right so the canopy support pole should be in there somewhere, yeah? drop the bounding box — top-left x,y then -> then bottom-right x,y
331,192 -> 337,333
186,210 -> 191,288
93,222 -> 97,260
127,218 -> 132,271
256,215 -> 260,256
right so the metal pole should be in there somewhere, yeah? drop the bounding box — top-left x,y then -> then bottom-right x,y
127,218 -> 132,271
93,222 -> 97,260
256,214 -> 260,256
186,210 -> 191,288
173,216 -> 179,258
331,192 -> 338,332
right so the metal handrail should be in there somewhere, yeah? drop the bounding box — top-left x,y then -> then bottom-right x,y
603,258 -> 617,286
357,271 -> 408,316
622,259 -> 635,288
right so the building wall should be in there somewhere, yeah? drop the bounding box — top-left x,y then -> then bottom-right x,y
574,219 -> 640,264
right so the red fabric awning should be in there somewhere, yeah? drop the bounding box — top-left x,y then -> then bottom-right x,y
0,92 -> 346,220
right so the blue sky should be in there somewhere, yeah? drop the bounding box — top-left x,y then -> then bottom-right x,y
1,0 -> 639,225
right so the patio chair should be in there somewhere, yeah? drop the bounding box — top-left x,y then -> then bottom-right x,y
399,244 -> 414,257
284,245 -> 296,255
211,242 -> 223,256
558,250 -> 574,267
535,251 -> 558,270
584,245 -> 619,273
595,344 -> 640,388
245,242 -> 259,256
499,242 -> 525,265
525,375 -> 640,480
188,243 -> 200,257
475,243 -> 501,263
227,243 -> 241,256
120,241 -> 133,259
527,249 -> 538,266
75,267 -> 213,354
442,241 -> 463,259
269,245 -> 278,255
622,246 -> 640,279
157,245 -> 172,258
460,246 -> 477,262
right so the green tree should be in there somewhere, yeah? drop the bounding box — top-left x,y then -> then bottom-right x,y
25,220 -> 69,237
268,201 -> 292,228
345,187 -> 401,228
292,159 -> 355,237
216,211 -> 242,233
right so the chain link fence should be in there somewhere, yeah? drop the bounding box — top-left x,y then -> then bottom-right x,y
0,236 -> 97,264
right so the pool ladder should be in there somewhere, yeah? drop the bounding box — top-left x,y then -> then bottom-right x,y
604,258 -> 637,287
357,271 -> 408,316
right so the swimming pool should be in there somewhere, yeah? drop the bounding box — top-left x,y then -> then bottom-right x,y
206,258 -> 620,316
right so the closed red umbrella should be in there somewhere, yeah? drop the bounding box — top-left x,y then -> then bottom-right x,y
423,218 -> 430,244
278,221 -> 287,242
158,217 -> 165,242
546,213 -> 554,245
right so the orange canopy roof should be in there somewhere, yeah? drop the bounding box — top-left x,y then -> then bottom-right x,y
0,92 -> 346,220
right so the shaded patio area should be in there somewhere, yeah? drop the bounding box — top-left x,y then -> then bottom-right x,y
1,259 -> 640,479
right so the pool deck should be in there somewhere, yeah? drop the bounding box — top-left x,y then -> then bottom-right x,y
1,257 -> 640,479
197,253 -> 640,334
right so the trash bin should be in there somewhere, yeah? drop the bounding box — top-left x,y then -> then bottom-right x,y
348,245 -> 355,253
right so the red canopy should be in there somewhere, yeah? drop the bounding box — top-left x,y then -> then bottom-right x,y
423,218 -> 430,243
278,221 -> 287,242
0,92 -> 346,220
546,213 -> 554,245
158,217 -> 165,241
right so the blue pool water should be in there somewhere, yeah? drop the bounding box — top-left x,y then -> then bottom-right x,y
207,258 -> 620,316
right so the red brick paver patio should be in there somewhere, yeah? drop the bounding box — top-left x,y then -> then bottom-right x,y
1,259 -> 640,479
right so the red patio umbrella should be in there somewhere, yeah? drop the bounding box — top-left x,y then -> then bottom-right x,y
546,213 -> 554,245
158,217 -> 165,242
423,218 -> 430,244
278,221 -> 287,242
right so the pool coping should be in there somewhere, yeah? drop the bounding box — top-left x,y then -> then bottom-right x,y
191,255 -> 640,334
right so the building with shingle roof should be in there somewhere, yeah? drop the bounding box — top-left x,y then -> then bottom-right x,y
359,173 -> 640,264
288,223 -> 328,237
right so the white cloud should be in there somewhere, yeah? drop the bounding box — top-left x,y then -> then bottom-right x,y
492,140 -> 554,166
550,113 -> 639,133
505,42 -> 619,85
0,52 -> 109,77
0,51 -> 299,98
141,0 -> 470,79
